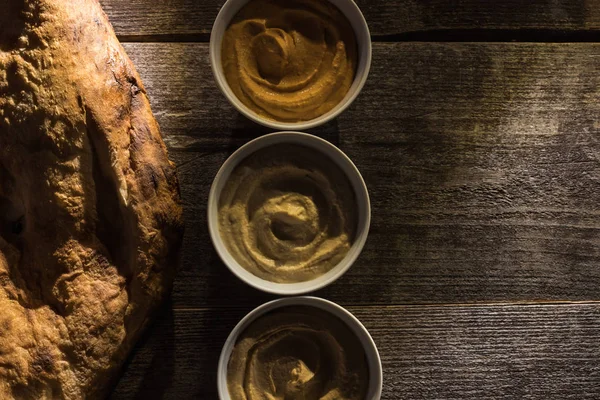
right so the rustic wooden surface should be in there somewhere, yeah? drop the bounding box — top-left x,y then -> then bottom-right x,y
99,0 -> 600,39
111,303 -> 600,399
119,42 -> 600,309
105,1 -> 600,399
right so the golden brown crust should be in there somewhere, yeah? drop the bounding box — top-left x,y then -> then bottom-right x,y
0,0 -> 183,398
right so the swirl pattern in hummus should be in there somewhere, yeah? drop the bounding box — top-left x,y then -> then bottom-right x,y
227,306 -> 369,400
221,0 -> 358,122
218,144 -> 356,283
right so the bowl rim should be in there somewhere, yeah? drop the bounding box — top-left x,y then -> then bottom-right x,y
209,0 -> 372,130
217,296 -> 384,400
207,131 -> 371,295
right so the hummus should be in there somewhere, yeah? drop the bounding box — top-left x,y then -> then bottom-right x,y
221,0 -> 358,122
227,306 -> 369,400
218,144 -> 356,283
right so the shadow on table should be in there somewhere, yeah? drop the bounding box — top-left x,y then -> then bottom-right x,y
109,300 -> 176,399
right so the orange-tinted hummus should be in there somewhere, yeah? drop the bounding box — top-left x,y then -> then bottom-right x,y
221,0 -> 358,122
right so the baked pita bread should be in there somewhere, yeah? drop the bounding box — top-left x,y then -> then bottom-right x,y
0,0 -> 183,398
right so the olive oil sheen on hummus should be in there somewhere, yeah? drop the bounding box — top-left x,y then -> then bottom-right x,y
218,144 -> 357,283
221,0 -> 358,122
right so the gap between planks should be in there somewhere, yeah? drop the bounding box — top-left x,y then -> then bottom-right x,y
116,29 -> 600,44
170,300 -> 600,312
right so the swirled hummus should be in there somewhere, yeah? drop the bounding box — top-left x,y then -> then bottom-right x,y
227,306 -> 369,400
221,0 -> 358,122
218,144 -> 356,283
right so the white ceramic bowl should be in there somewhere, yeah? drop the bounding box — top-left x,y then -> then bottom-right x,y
207,131 -> 370,295
217,296 -> 383,400
209,0 -> 372,130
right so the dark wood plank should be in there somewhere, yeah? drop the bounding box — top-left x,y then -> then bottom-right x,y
121,42 -> 600,308
110,302 -> 600,399
100,0 -> 600,39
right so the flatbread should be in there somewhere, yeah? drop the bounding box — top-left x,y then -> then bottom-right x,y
0,0 -> 183,398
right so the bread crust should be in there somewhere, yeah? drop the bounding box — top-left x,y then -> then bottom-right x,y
0,1 -> 183,398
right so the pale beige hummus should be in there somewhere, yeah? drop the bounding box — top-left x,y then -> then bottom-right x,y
218,144 -> 356,283
227,306 -> 369,400
221,0 -> 358,122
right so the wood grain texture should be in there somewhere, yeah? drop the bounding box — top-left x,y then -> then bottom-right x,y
99,0 -> 600,39
101,3 -> 600,398
109,302 -> 600,399
121,42 -> 600,308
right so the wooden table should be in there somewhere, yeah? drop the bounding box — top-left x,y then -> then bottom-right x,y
102,1 -> 600,398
